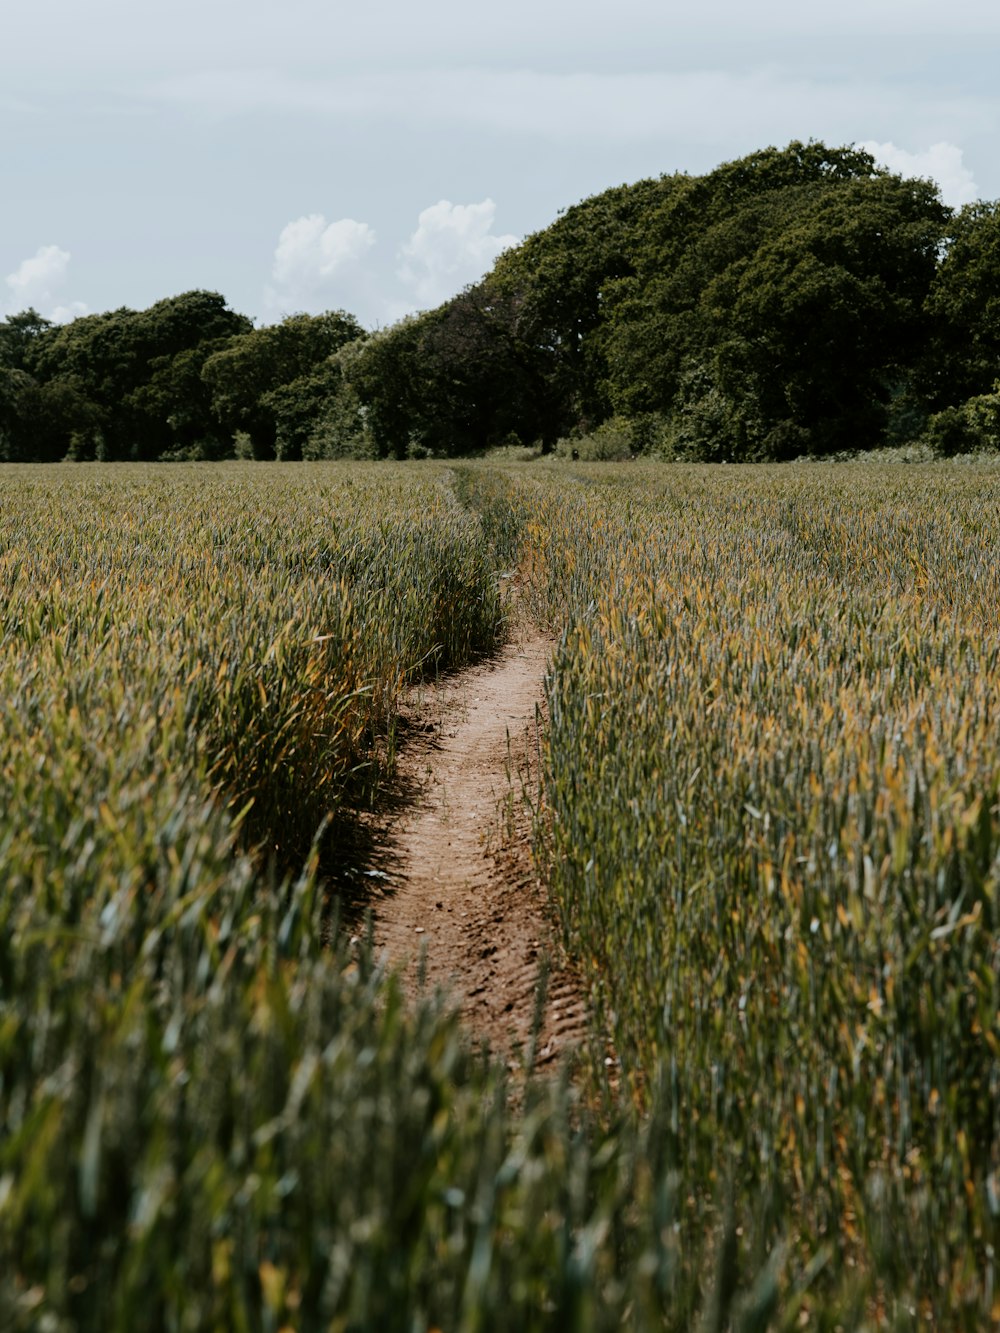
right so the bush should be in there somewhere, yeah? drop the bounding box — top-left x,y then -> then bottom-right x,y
924,384 -> 1000,455
557,414 -> 671,461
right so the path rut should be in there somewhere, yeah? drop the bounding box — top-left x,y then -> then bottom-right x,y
370,631 -> 588,1070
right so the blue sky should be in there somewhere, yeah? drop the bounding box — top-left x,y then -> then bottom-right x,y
2,0 -> 998,328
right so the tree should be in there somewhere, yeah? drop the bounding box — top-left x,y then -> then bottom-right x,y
201,311 -> 364,458
345,175 -> 684,457
128,342 -> 236,459
348,142 -> 954,462
408,284 -> 564,453
344,315 -> 430,458
920,201 -> 1000,411
0,309 -> 58,461
25,291 -> 252,460
0,374 -> 102,462
485,176 -> 682,436
0,308 -> 52,371
347,290 -> 558,457
300,342 -> 372,459
266,340 -> 374,461
605,142 -> 949,458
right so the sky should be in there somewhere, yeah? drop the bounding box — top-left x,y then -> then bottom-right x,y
2,0 -> 998,330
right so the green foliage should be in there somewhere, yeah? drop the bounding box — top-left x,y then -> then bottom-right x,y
16,292 -> 252,461
0,308 -> 52,370
346,140 -> 962,463
129,340 -> 237,460
921,201 -> 1000,410
201,311 -> 365,459
0,367 -> 32,460
347,180 -> 678,459
0,375 -> 103,463
0,310 -> 87,461
486,177 -> 682,435
606,144 -> 949,458
347,290 -> 560,458
9,140 -> 1000,466
460,460 -> 1000,1326
266,343 -> 373,461
344,315 -> 427,459
923,383 -> 1000,455
3,460 -> 998,1326
556,414 -> 669,461
0,461 -> 801,1330
2,301 -> 369,464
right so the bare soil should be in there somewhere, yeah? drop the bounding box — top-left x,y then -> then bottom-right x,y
369,630 -> 588,1071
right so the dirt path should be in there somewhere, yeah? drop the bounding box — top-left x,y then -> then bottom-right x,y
370,630 -> 588,1070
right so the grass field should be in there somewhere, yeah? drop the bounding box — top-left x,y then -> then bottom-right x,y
0,459 -> 997,1329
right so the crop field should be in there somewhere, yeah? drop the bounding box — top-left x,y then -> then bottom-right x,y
0,459 -> 997,1329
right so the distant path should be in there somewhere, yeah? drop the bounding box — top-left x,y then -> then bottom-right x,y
370,631 -> 588,1070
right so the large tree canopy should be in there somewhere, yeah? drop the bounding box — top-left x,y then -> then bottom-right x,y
345,288 -> 568,458
484,176 -> 683,434
0,298 -> 366,462
920,200 -> 1000,411
603,143 -> 949,458
11,291 -> 252,460
346,177 -> 680,457
201,311 -> 365,459
344,140 -> 962,461
5,141 -> 1000,463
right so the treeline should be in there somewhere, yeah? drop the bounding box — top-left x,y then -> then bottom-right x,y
0,294 -> 364,462
3,140 -> 1000,463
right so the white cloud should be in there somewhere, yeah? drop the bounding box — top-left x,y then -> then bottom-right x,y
264,213 -> 376,318
272,214 -> 375,288
860,140 -> 980,207
4,245 -> 87,322
6,244 -> 69,306
397,200 -> 518,308
263,201 -> 519,327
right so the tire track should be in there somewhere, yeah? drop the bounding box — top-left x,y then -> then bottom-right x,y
370,631 -> 589,1071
